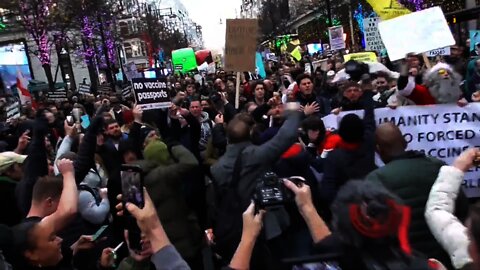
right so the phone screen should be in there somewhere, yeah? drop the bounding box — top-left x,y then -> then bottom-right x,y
92,225 -> 108,241
120,166 -> 145,208
66,116 -> 74,125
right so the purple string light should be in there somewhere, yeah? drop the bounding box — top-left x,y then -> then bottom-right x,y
81,15 -> 97,65
19,0 -> 53,66
401,0 -> 423,11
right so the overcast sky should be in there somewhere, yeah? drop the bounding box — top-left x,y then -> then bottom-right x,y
180,0 -> 242,51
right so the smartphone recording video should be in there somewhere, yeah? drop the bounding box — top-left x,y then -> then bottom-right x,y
120,165 -> 145,209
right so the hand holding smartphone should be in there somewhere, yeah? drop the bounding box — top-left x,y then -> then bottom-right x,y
120,164 -> 145,252
120,164 -> 145,209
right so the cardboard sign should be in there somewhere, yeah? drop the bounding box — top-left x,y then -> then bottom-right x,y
47,90 -> 67,102
132,78 -> 171,110
322,103 -> 480,198
378,7 -> 455,61
224,19 -> 258,72
5,102 -> 20,121
363,17 -> 385,52
426,47 -> 451,57
343,52 -> 378,63
78,84 -> 91,95
328,26 -> 346,50
122,85 -> 133,100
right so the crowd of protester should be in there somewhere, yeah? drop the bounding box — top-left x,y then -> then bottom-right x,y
1,45 -> 480,270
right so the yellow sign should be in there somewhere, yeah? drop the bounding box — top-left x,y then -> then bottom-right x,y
366,0 -> 411,20
343,52 -> 378,63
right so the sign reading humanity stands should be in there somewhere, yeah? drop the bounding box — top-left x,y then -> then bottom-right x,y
132,78 -> 171,110
224,19 -> 258,72
378,7 -> 455,61
363,17 -> 385,52
322,103 -> 480,198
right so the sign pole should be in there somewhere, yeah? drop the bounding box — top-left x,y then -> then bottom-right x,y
422,53 -> 432,69
235,71 -> 241,109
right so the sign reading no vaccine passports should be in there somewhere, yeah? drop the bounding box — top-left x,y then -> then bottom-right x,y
132,78 -> 171,110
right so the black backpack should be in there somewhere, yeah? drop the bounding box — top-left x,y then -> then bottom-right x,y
212,151 -> 246,260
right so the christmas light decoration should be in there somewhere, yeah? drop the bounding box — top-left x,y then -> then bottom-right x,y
19,0 -> 53,66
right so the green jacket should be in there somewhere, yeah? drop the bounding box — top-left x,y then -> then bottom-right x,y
136,145 -> 202,260
366,151 -> 468,268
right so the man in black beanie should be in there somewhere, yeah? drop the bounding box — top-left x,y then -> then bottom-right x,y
319,87 -> 377,221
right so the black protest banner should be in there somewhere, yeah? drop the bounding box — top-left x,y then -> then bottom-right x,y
97,84 -> 113,96
122,85 -> 133,100
78,84 -> 91,95
47,89 -> 68,102
5,102 -> 20,121
132,78 -> 171,110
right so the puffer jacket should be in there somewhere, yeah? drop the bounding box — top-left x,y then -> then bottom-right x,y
136,145 -> 203,260
425,166 -> 473,269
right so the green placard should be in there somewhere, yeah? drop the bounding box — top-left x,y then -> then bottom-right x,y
172,48 -> 197,73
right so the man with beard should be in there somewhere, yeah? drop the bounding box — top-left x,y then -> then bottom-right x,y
104,119 -> 128,151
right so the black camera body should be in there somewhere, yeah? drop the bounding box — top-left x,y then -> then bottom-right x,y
345,60 -> 370,82
253,172 -> 305,209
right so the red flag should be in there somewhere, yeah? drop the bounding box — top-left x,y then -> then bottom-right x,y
16,71 -> 34,107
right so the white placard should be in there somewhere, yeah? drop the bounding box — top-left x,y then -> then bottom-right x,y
329,26 -> 346,50
364,17 -> 385,52
322,103 -> 480,198
378,7 -> 455,61
426,46 -> 451,57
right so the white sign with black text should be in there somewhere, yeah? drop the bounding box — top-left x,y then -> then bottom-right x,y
426,47 -> 451,57
5,102 -> 20,121
363,17 -> 385,52
322,103 -> 480,198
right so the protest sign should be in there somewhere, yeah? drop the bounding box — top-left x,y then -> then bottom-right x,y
426,47 -> 451,57
224,19 -> 258,72
5,102 -> 20,121
122,85 -> 133,100
172,48 -> 197,73
322,103 -> 480,198
363,17 -> 385,52
97,84 -> 112,96
378,7 -> 455,61
470,30 -> 480,53
78,83 -> 91,95
328,26 -> 346,50
343,52 -> 378,63
47,89 -> 67,102
132,78 -> 171,110
366,0 -> 411,20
